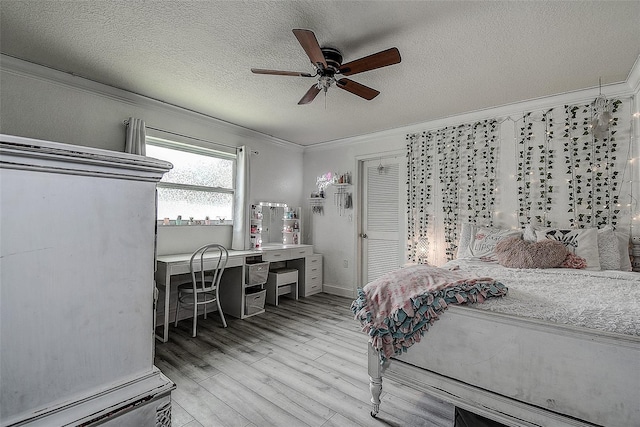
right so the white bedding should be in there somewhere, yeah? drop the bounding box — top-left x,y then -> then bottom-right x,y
441,258 -> 640,336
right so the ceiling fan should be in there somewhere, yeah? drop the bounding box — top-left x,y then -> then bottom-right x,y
251,29 -> 401,105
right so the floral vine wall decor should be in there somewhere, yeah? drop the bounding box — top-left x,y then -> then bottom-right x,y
406,133 -> 433,263
562,99 -> 624,229
406,97 -> 633,266
516,111 -> 557,227
406,120 -> 499,263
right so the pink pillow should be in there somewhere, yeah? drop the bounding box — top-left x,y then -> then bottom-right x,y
495,237 -> 569,269
561,253 -> 587,269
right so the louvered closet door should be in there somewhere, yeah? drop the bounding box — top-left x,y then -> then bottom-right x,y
362,157 -> 402,284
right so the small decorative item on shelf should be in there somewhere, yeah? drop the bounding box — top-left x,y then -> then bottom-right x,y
175,215 -> 182,225
205,216 -> 210,225
188,216 -> 194,225
163,217 -> 170,225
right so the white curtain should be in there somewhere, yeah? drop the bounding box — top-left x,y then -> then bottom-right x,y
125,117 -> 146,155
232,146 -> 250,250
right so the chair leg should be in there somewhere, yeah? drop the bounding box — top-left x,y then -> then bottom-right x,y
174,293 -> 181,327
216,289 -> 227,328
203,302 -> 207,320
192,297 -> 198,338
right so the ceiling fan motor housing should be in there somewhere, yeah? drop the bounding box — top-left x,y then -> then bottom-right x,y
321,47 -> 343,74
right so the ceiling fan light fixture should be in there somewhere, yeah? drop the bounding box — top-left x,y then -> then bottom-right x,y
316,75 -> 335,92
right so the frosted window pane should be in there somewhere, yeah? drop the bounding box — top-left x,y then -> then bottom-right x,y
147,144 -> 233,188
157,187 -> 233,220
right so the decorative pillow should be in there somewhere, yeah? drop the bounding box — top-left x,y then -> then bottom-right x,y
471,227 -> 523,258
456,223 -> 476,259
523,224 -> 551,242
535,228 -> 601,270
615,230 -> 632,271
523,224 -> 537,242
598,227 -> 622,270
495,236 -> 568,269
561,253 -> 587,269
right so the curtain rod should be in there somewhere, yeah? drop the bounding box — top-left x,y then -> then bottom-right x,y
123,119 -> 240,152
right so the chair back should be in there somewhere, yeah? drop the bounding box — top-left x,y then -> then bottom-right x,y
189,244 -> 229,292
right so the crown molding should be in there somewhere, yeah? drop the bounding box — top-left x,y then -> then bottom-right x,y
626,54 -> 640,95
0,54 -> 303,153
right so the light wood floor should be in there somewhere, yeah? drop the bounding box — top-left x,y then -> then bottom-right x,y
155,293 -> 454,427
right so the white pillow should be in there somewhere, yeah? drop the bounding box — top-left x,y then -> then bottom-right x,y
523,224 -> 552,242
597,227 -> 621,270
471,227 -> 523,258
615,231 -> 632,272
523,224 -> 537,242
536,228 -> 601,270
456,223 -> 476,259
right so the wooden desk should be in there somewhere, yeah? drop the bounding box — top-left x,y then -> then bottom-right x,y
155,245 -> 313,342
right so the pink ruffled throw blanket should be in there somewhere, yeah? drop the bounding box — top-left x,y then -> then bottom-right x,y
351,265 -> 507,363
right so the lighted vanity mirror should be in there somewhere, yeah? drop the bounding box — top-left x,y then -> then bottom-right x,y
258,202 -> 287,245
256,201 -> 302,246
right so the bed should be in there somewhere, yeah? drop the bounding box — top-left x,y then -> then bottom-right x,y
353,231 -> 640,427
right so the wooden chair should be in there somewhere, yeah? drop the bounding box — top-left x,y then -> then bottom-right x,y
174,244 -> 228,337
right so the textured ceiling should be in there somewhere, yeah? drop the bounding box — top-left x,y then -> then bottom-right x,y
1,1 -> 639,146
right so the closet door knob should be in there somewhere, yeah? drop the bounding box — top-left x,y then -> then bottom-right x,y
360,233 -> 368,238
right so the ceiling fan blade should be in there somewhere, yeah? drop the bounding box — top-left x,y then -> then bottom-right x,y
336,78 -> 380,100
251,68 -> 314,77
339,47 -> 401,76
298,85 -> 321,105
293,29 -> 327,70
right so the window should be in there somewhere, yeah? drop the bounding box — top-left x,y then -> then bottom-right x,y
146,136 -> 235,223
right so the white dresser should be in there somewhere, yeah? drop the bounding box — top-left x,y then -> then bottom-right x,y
302,254 -> 323,297
0,135 -> 175,426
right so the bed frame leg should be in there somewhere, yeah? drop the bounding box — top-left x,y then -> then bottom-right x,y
367,342 -> 384,417
369,374 -> 382,417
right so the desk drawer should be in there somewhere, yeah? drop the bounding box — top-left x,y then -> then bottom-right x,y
289,246 -> 313,257
226,257 -> 244,268
262,249 -> 290,262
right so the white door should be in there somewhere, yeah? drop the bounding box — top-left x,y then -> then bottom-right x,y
360,156 -> 404,285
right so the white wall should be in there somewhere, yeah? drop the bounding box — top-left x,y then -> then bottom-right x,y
0,55 -> 304,254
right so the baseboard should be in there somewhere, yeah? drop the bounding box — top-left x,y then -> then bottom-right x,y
322,283 -> 355,298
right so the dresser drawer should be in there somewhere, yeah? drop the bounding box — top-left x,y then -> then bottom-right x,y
305,281 -> 322,296
305,271 -> 322,286
262,249 -> 290,262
